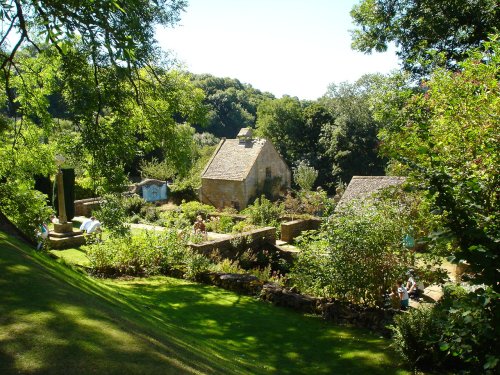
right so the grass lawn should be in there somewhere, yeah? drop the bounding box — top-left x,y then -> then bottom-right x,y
0,231 -> 409,374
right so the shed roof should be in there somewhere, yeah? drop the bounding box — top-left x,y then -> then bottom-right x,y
202,138 -> 267,181
337,176 -> 406,206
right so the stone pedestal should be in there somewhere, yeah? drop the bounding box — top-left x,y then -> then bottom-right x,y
53,222 -> 74,233
49,221 -> 86,249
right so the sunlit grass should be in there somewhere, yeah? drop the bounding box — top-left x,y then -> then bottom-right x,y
1,231 -> 409,374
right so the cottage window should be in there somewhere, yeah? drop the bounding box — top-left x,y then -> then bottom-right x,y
265,167 -> 272,179
232,201 -> 240,211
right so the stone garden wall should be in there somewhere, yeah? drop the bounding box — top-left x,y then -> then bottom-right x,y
189,226 -> 276,259
260,283 -> 398,336
280,218 -> 322,242
190,271 -> 398,336
74,198 -> 101,217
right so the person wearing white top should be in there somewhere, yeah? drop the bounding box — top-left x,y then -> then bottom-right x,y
87,219 -> 101,234
80,216 -> 94,232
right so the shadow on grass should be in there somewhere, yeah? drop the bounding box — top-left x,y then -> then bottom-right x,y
0,231 -> 408,374
0,233 -> 243,374
105,279 -> 406,374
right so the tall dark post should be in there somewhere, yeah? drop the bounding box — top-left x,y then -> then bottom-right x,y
56,167 -> 67,224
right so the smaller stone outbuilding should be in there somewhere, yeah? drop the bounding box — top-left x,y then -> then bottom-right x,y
200,128 -> 291,210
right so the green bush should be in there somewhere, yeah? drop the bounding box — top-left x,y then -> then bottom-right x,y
205,215 -> 234,233
184,251 -> 213,280
390,307 -> 441,371
390,284 -> 499,374
122,194 -> 147,216
242,195 -> 283,237
231,220 -> 257,234
290,194 -> 414,305
86,229 -> 189,276
0,181 -> 53,241
157,210 -> 190,230
437,284 -> 498,373
93,194 -> 129,238
140,205 -> 160,223
293,160 -> 318,191
139,157 -> 176,182
179,200 -> 215,223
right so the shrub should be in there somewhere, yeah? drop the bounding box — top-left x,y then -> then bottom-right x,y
293,160 -> 318,191
179,200 -> 215,223
390,284 -> 499,374
205,215 -> 234,233
231,220 -> 257,234
242,195 -> 283,237
290,194 -> 415,305
122,194 -> 147,216
139,157 -> 176,182
86,229 -> 189,276
437,284 -> 498,373
0,181 -> 53,241
93,194 -> 129,238
157,210 -> 190,230
183,250 -> 213,280
140,205 -> 160,223
129,214 -> 141,224
390,306 -> 441,371
213,258 -> 243,274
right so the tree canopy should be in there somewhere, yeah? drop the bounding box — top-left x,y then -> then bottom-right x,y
1,0 -> 187,70
350,0 -> 500,76
378,37 -> 500,288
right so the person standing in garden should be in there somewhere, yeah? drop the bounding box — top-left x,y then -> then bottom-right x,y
396,281 -> 409,310
36,220 -> 49,250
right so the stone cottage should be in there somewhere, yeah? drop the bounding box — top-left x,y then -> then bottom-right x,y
200,128 -> 291,210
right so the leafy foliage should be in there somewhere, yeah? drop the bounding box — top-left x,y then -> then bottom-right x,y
242,195 -> 283,234
350,0 -> 500,77
86,229 -> 192,276
178,201 -> 215,223
391,284 -> 499,373
290,189 -> 443,305
320,74 -> 387,183
0,0 -> 187,70
190,74 -> 274,138
293,160 -> 318,192
378,37 -> 500,288
92,194 -> 130,238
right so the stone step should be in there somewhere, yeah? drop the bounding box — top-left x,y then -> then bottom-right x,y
49,234 -> 86,249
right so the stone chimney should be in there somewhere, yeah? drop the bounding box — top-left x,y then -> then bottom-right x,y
237,127 -> 253,144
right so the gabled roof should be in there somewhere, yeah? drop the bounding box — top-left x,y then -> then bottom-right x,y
337,176 -> 406,206
202,138 -> 267,181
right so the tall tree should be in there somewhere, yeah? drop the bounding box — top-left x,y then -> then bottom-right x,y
320,74 -> 387,184
255,97 -> 335,191
350,0 -> 500,77
378,37 -> 499,289
190,74 -> 274,138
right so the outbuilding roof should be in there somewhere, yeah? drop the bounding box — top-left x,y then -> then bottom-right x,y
201,138 -> 267,181
337,176 -> 406,206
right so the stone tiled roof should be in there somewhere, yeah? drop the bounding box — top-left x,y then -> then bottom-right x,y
202,138 -> 267,181
337,176 -> 406,206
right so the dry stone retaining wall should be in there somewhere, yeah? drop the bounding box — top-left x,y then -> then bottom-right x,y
189,226 -> 276,259
280,218 -> 321,242
190,273 -> 398,335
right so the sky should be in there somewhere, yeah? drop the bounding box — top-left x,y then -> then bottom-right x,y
156,0 -> 400,100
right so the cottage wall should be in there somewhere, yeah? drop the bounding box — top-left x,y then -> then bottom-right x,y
244,142 -> 291,205
200,179 -> 245,210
